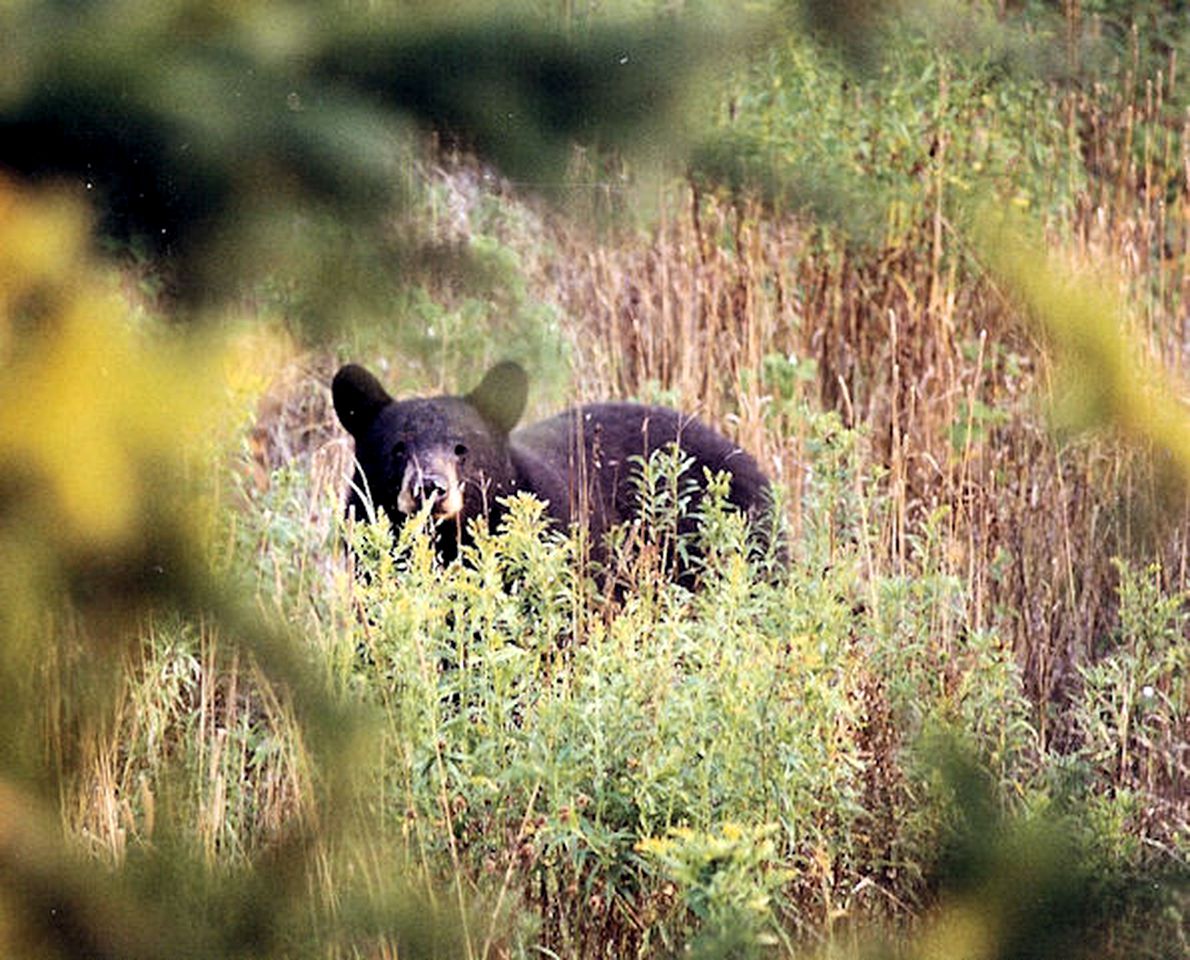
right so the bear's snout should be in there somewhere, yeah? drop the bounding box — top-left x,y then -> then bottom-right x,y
396,452 -> 464,519
418,477 -> 447,502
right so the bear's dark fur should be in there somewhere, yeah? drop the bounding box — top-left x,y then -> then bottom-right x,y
332,361 -> 777,578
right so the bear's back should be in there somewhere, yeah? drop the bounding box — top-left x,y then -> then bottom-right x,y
509,403 -> 770,539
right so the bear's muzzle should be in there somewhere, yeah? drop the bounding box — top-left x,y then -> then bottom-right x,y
397,453 -> 464,519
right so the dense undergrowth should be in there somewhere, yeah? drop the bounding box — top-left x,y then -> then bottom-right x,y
71,391 -> 1185,956
5,2 -> 1188,958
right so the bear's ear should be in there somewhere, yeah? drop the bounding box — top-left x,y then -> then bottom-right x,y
332,364 -> 393,436
466,361 -> 528,435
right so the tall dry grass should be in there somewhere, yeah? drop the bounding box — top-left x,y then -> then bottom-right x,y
55,616 -> 315,866
229,43 -> 1188,840
537,62 -> 1189,760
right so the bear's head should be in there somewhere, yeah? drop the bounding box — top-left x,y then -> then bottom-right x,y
332,361 -> 529,559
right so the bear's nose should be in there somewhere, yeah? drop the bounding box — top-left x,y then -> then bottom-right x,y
397,457 -> 463,517
416,476 -> 447,505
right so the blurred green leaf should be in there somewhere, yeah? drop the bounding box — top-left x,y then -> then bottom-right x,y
1,1 -> 742,308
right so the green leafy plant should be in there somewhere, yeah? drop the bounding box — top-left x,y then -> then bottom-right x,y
637,822 -> 792,955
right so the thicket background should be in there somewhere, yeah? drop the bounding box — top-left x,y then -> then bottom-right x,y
0,1 -> 1186,958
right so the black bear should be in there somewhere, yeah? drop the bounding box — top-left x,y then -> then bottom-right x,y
332,361 -> 778,580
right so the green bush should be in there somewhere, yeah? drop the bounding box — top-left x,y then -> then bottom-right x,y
194,408 -> 1111,954
707,22 -> 1083,240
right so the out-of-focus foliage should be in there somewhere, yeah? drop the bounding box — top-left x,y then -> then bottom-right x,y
700,0 -> 1190,241
977,208 -> 1190,482
0,185 -> 228,551
698,2 -> 1101,237
910,742 -> 1099,960
0,174 -> 463,960
0,178 -> 225,793
0,0 -> 736,310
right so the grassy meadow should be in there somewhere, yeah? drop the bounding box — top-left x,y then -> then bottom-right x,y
2,3 -> 1187,959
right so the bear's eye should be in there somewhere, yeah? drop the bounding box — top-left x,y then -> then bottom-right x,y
454,443 -> 468,459
392,441 -> 407,459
